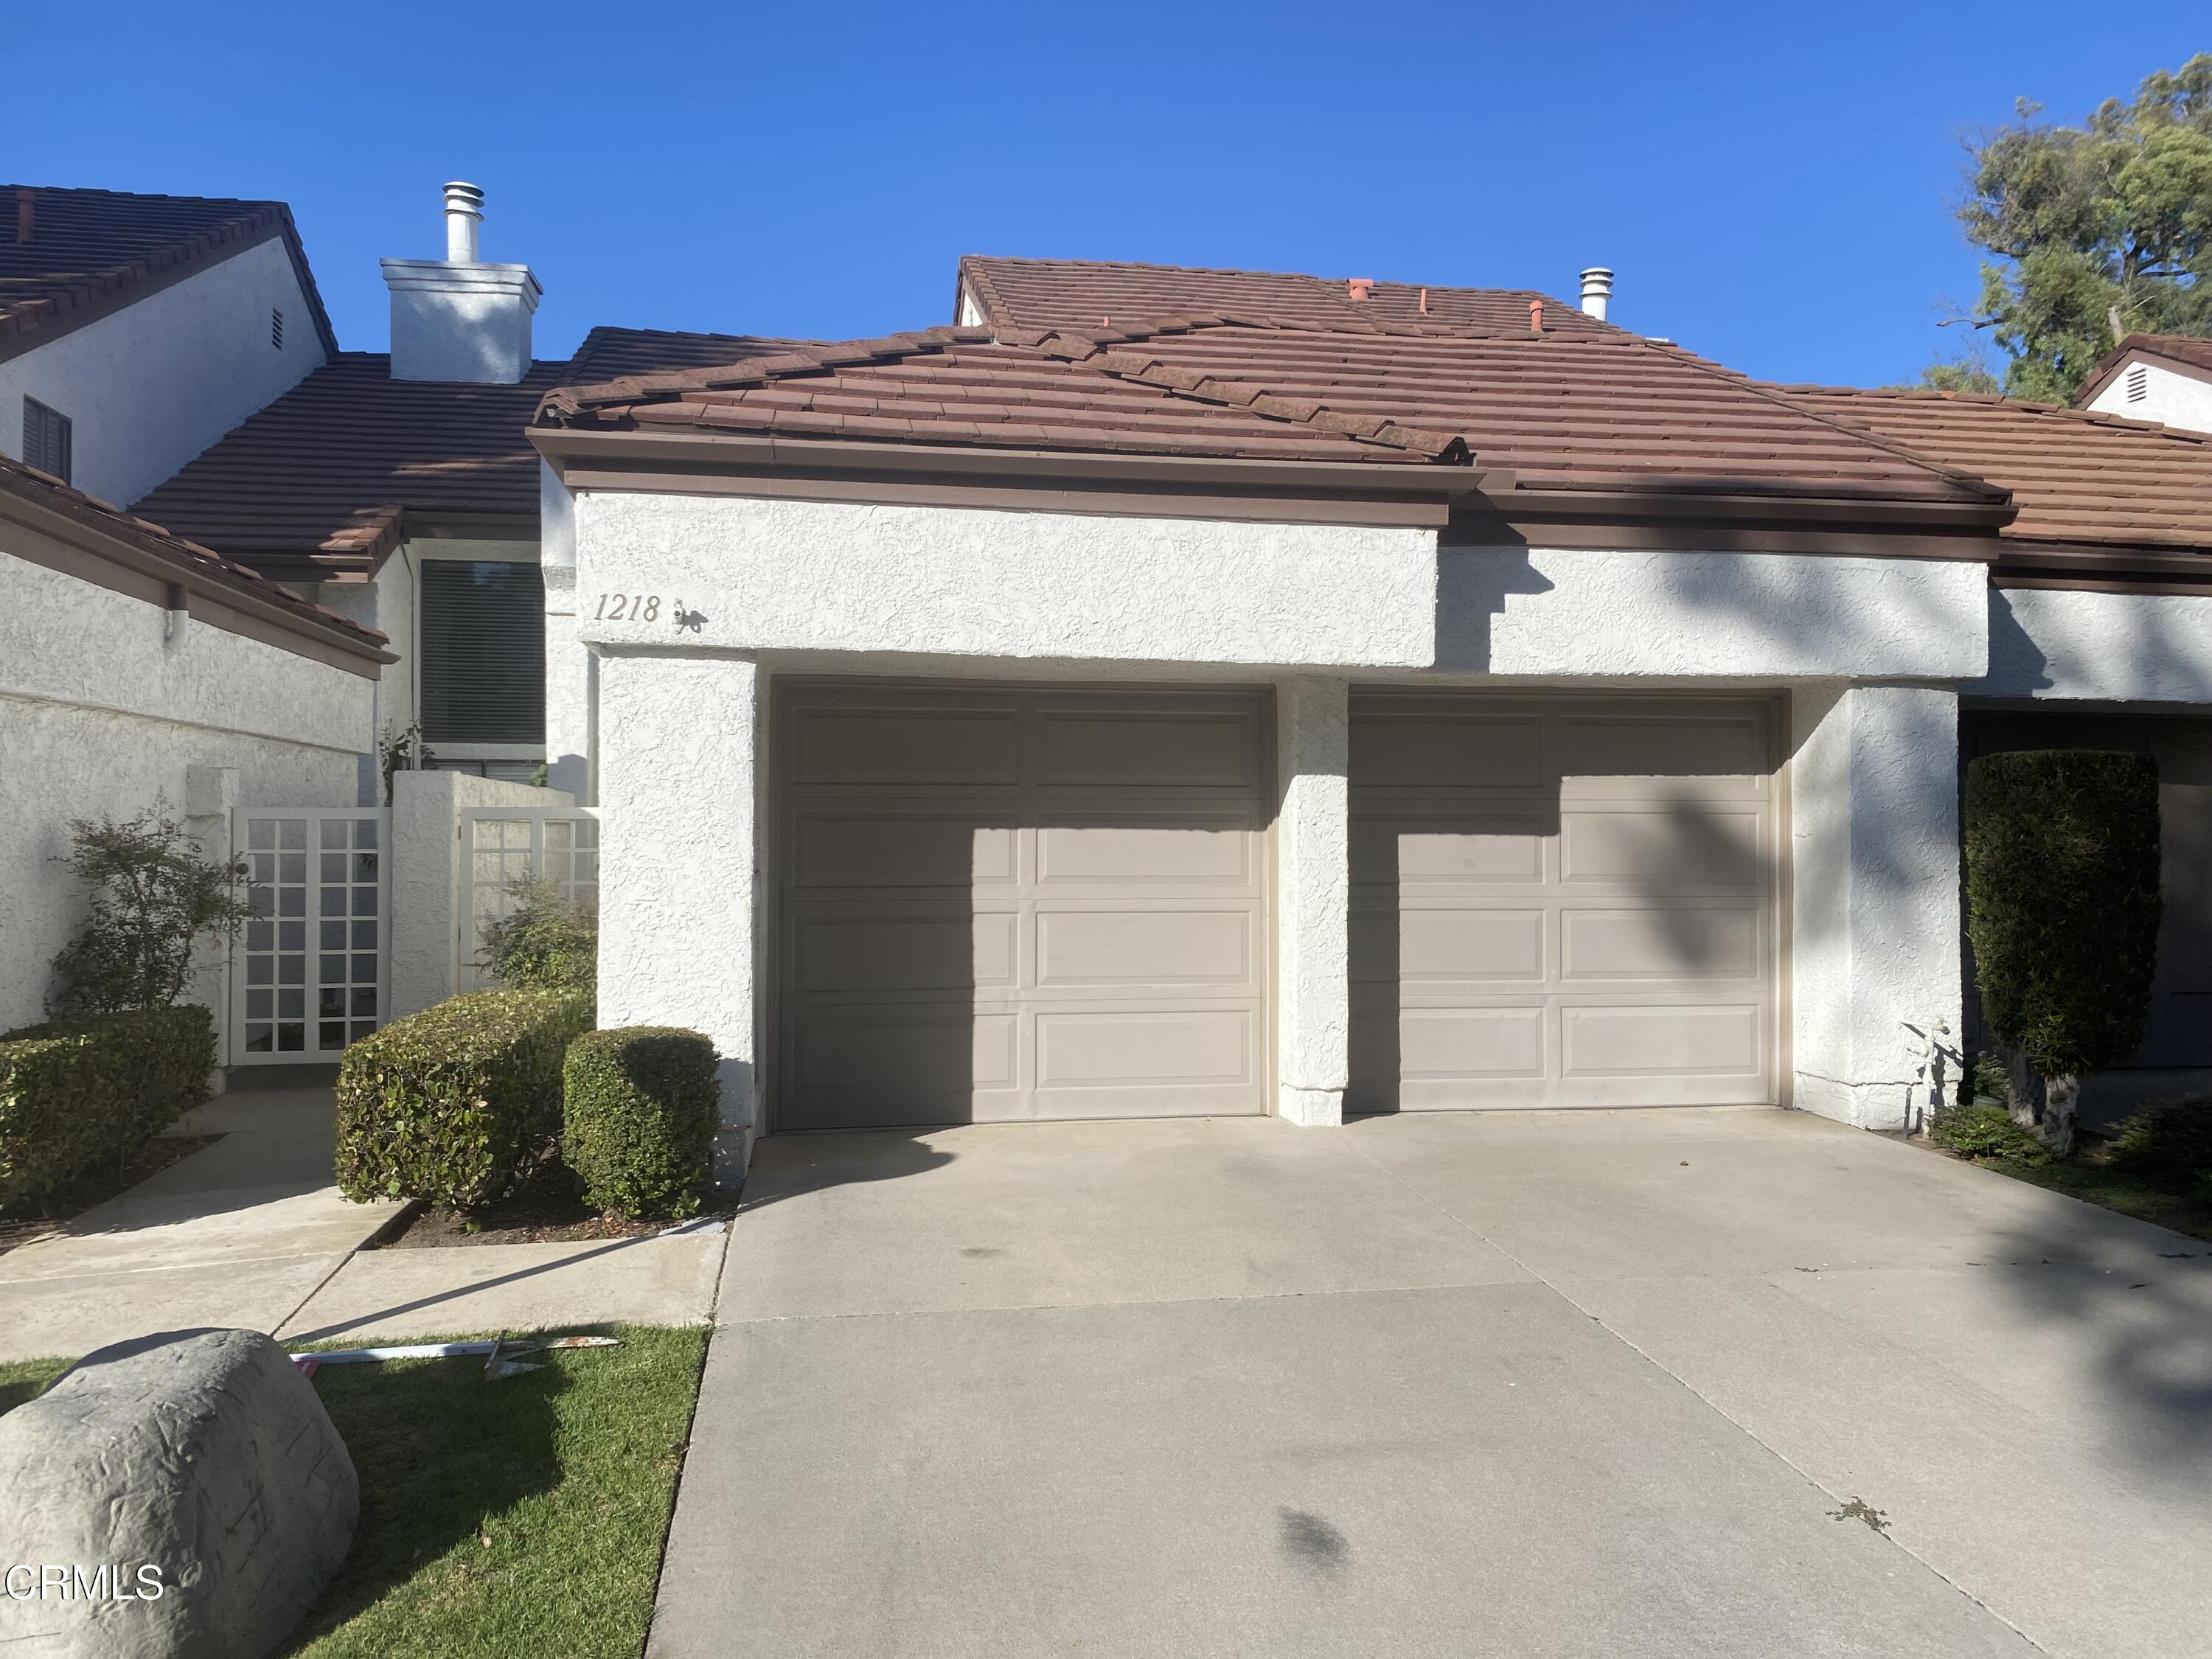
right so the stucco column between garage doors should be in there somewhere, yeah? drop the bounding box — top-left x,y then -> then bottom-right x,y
1276,677 -> 1350,1126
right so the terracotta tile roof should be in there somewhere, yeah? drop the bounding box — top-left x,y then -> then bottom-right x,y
568,324 -> 809,381
1784,386 -> 2212,554
0,450 -> 387,652
131,327 -> 804,577
539,323 -> 1473,465
0,184 -> 336,360
1046,319 -> 2002,504
959,254 -> 1624,339
2077,331 -> 2212,403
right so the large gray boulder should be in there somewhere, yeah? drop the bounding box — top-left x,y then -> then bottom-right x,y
0,1328 -> 357,1659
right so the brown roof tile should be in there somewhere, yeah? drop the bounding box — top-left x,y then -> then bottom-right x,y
0,451 -> 387,653
0,184 -> 336,360
2076,331 -> 2212,403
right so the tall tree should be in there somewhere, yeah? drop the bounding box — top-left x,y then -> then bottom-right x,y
1951,55 -> 2212,403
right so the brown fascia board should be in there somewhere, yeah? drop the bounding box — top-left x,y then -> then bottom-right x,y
1,494 -> 394,675
530,425 -> 1488,528
1990,538 -> 2212,596
2077,344 -> 2212,405
0,212 -> 341,366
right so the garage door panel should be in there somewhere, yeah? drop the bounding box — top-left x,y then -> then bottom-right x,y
778,686 -> 1269,1129
792,911 -> 1018,995
1350,714 -> 1545,787
1036,909 -> 1253,988
793,813 -> 1018,889
1558,806 -> 1764,889
1037,818 -> 1254,884
1560,906 -> 1761,981
1351,694 -> 1777,1111
1040,709 -> 1259,788
1560,1004 -> 1763,1077
794,709 -> 1021,785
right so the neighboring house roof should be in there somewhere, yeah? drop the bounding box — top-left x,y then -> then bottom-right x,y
0,184 -> 338,363
0,451 -> 392,672
538,324 -> 1472,465
1785,386 -> 2212,590
958,254 -> 1623,338
2076,331 -> 2212,404
131,326 -> 804,580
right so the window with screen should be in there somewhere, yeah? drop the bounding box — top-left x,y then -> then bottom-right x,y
23,397 -> 71,484
418,560 -> 546,745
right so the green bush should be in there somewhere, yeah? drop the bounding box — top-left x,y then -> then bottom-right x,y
1929,1101 -> 2052,1166
563,1028 -> 718,1220
0,1006 -> 215,1208
335,989 -> 593,1208
2108,1096 -> 2212,1195
479,874 -> 597,993
50,806 -> 251,1015
1964,750 -> 2162,1081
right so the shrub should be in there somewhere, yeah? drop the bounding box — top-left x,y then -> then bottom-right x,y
563,1028 -> 718,1220
1929,1101 -> 2051,1166
0,1006 -> 215,1208
49,806 -> 253,1015
480,874 -> 597,993
335,989 -> 592,1208
2108,1096 -> 2212,1196
1964,750 -> 2162,1082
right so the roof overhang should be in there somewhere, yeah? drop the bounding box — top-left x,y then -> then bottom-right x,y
531,425 -> 1490,529
2076,339 -> 2212,406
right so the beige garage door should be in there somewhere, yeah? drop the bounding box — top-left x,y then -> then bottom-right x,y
1349,693 -> 1779,1110
774,684 -> 1271,1130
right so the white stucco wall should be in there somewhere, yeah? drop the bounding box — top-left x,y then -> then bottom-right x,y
2084,359 -> 2212,436
1275,677 -> 1350,1126
595,650 -> 763,1176
0,239 -> 327,507
387,769 -> 575,1020
1790,683 -> 1964,1130
575,493 -> 1439,667
1978,586 -> 2212,705
1439,547 -> 1990,678
540,461 -> 591,799
0,549 -> 372,1032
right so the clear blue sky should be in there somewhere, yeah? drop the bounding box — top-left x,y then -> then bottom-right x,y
10,2 -> 2205,386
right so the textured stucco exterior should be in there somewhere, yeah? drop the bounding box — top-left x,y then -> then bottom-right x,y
540,460 -> 592,799
387,770 -> 575,1020
0,549 -> 371,1032
1789,684 -> 1964,1130
1436,547 -> 1989,678
1275,677 -> 1349,1126
575,494 -> 1438,667
2084,358 -> 2212,436
0,239 -> 327,507
1978,586 -> 2212,705
595,650 -> 763,1175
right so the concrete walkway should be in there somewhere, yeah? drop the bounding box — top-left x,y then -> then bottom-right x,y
0,1077 -> 723,1360
653,1107 -> 2212,1659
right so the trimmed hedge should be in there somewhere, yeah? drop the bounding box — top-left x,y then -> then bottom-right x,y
336,989 -> 593,1208
2109,1096 -> 2212,1196
0,1005 -> 215,1208
1964,750 -> 2162,1081
563,1027 -> 718,1220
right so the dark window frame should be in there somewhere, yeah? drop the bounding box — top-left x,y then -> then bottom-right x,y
417,558 -> 546,747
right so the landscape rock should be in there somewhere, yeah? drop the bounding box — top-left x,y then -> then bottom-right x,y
0,1327 -> 356,1658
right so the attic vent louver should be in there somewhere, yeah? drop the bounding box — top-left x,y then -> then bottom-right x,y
2125,364 -> 2148,404
271,307 -> 284,350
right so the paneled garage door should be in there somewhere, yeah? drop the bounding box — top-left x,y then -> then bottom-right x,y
1349,693 -> 1780,1110
774,684 -> 1271,1130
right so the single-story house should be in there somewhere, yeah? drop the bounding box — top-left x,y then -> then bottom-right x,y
522,258 -> 2212,1167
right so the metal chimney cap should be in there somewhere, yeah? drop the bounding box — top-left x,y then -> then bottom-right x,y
442,181 -> 485,215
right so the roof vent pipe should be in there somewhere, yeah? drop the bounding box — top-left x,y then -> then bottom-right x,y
1578,266 -> 1613,322
443,182 -> 484,263
1346,277 -> 1374,302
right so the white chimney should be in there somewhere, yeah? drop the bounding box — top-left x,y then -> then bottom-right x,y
381,181 -> 540,383
1579,266 -> 1614,322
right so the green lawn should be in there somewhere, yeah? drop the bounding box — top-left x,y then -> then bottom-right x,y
0,1326 -> 709,1659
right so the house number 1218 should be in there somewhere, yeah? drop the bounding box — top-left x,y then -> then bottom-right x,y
596,594 -> 662,622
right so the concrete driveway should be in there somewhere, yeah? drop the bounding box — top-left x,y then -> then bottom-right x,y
652,1107 -> 2212,1659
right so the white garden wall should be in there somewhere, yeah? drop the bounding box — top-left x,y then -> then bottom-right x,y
1978,587 -> 2212,705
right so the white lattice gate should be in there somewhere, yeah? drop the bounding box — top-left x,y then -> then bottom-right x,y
459,808 -> 600,990
230,807 -> 391,1063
